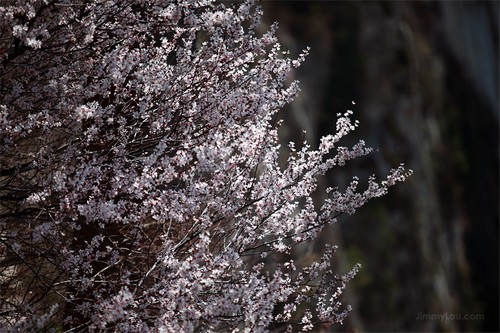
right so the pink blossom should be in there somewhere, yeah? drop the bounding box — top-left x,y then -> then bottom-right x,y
0,1 -> 410,332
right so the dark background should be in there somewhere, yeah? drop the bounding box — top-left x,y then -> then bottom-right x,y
260,1 -> 499,332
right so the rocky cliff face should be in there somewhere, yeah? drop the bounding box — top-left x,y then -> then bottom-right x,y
262,1 -> 499,332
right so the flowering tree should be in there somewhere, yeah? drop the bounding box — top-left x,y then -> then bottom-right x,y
0,1 -> 410,332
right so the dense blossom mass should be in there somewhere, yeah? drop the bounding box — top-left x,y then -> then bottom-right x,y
0,1 -> 411,332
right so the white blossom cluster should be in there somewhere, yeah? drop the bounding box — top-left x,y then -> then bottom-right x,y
0,1 -> 411,332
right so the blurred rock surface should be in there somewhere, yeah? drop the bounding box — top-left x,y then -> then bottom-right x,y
262,1 -> 499,332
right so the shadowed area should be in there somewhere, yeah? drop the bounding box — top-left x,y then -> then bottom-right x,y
262,1 -> 499,332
